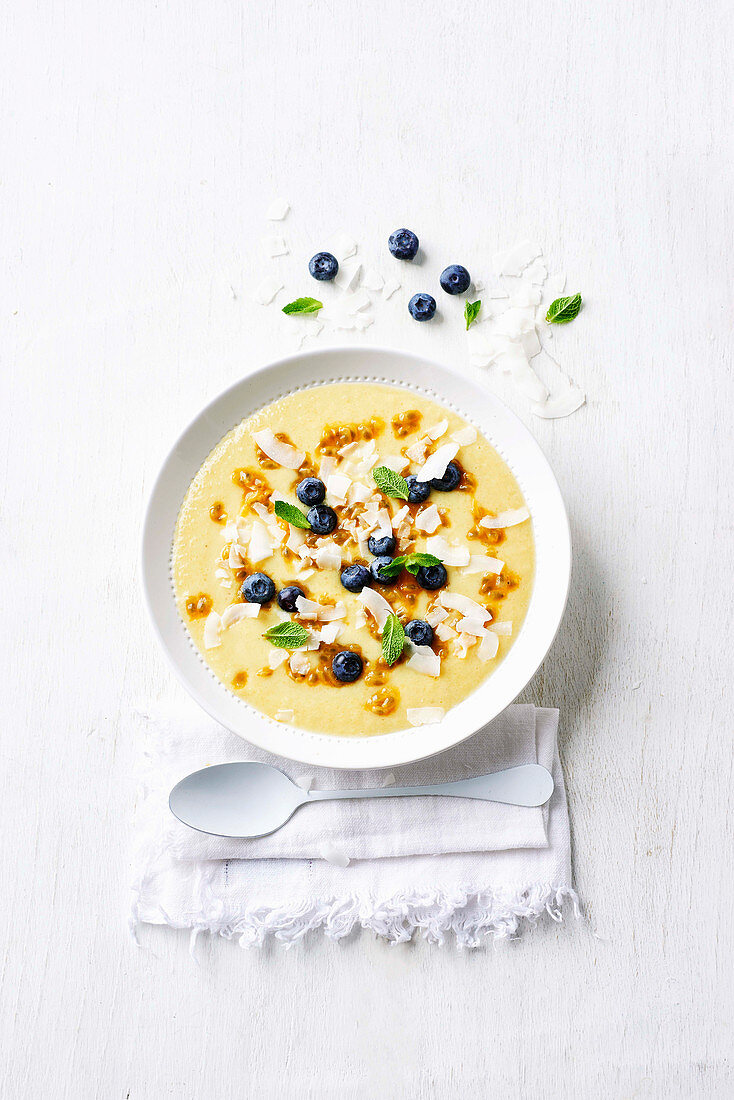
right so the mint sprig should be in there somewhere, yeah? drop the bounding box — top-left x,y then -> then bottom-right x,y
376,551 -> 443,580
373,466 -> 410,501
464,300 -> 481,330
263,621 -> 310,649
381,614 -> 406,666
274,499 -> 310,529
545,293 -> 582,325
282,297 -> 323,316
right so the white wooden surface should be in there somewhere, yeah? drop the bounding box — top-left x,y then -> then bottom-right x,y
2,1 -> 733,1096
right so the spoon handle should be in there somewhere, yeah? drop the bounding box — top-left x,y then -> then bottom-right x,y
306,763 -> 553,809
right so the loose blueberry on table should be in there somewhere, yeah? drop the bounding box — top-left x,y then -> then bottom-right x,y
367,533 -> 397,557
405,619 -> 434,647
307,503 -> 338,535
340,563 -> 372,593
430,461 -> 462,492
241,572 -> 276,604
406,475 -> 431,503
439,264 -> 471,295
408,293 -> 436,322
308,252 -> 339,281
388,228 -> 419,260
416,563 -> 448,591
277,584 -> 305,612
370,556 -> 399,585
296,477 -> 326,506
332,650 -> 364,683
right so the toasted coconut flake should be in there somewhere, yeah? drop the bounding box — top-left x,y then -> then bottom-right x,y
253,428 -> 305,470
405,438 -> 429,464
414,442 -> 459,484
326,472 -> 351,504
268,649 -> 289,669
456,616 -> 489,637
406,644 -> 441,677
357,588 -> 393,631
286,527 -> 306,552
274,708 -> 295,723
316,622 -> 342,644
221,603 -> 260,627
374,507 -> 393,539
478,630 -> 500,661
314,543 -> 342,570
435,623 -> 457,642
318,456 -> 337,481
203,611 -> 222,649
391,505 -> 410,529
452,633 -> 478,659
228,542 -> 247,569
425,604 -> 449,628
425,419 -> 449,441
492,621 -> 512,635
425,534 -> 470,567
347,481 -> 373,506
289,651 -> 311,676
480,506 -> 530,529
407,707 -> 445,727
381,454 -> 409,473
248,520 -> 274,563
295,595 -> 320,620
317,601 -> 347,622
451,426 -> 477,446
463,554 -> 504,575
415,504 -> 441,534
439,591 -> 491,621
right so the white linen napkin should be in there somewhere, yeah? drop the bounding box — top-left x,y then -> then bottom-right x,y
131,702 -> 578,948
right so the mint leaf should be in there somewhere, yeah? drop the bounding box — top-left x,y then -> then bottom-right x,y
282,297 -> 323,316
404,552 -> 442,577
373,466 -> 410,501
263,621 -> 310,649
273,499 -> 310,529
374,555 -> 407,580
545,293 -> 582,325
381,614 -> 406,666
464,299 -> 481,330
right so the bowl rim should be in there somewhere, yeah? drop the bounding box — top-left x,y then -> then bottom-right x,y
141,344 -> 571,769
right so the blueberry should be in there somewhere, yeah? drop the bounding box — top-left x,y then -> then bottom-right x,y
439,264 -> 471,295
408,293 -> 436,322
296,477 -> 326,506
241,572 -> 276,604
367,533 -> 397,557
370,555 -> 399,585
416,563 -> 448,591
406,475 -> 431,503
308,252 -> 339,281
332,650 -> 364,683
307,504 -> 338,535
277,584 -> 305,613
430,461 -> 462,492
405,619 -> 434,647
340,563 -> 372,593
388,228 -> 419,261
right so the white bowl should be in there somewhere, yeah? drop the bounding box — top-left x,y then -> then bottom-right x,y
141,346 -> 570,769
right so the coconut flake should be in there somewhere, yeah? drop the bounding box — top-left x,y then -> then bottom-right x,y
532,384 -> 586,419
425,604 -> 449,628
357,588 -> 393,631
314,543 -> 342,570
221,603 -> 260,627
274,708 -> 295,723
263,234 -> 288,258
228,542 -> 246,570
414,443 -> 459,485
289,651 -> 311,676
254,275 -> 283,305
331,233 -> 357,261
286,527 -> 307,553
334,259 -> 361,292
439,590 -> 491,621
362,267 -> 384,291
463,554 -> 504,575
456,616 -> 490,637
374,507 -> 393,539
405,439 -> 429,464
480,507 -> 530,529
295,595 -> 321,620
248,520 -> 274,563
435,622 -> 457,642
253,428 -> 304,470
325,472 -> 352,505
510,285 -> 542,308
266,198 -> 290,220
493,241 -> 542,277
294,774 -> 313,790
425,419 -> 449,441
414,504 -> 441,534
267,649 -> 289,670
382,278 -> 401,300
451,426 -> 477,447
203,611 -> 222,649
381,454 -> 409,474
318,456 -> 337,482
478,631 -> 500,661
492,621 -> 512,636
320,842 -> 350,868
425,535 -> 470,567
347,481 -> 373,506
406,707 -> 445,727
406,644 -> 441,677
391,505 -> 410,529
317,601 -> 347,622
315,622 -> 342,644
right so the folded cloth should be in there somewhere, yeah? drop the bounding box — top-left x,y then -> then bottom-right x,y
131,702 -> 578,948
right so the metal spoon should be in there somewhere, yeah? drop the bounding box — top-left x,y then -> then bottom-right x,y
169,761 -> 554,839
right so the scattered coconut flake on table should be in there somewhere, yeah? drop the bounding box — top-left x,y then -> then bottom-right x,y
381,772 -> 396,788
479,506 -> 530,529
414,442 -> 459,484
406,707 -> 445,727
382,277 -> 401,300
221,603 -> 260,627
493,240 -> 542,277
294,774 -> 313,791
524,260 -> 548,285
254,275 -> 283,306
362,267 -> 384,291
532,383 -> 586,419
451,426 -> 477,446
274,709 -> 295,723
263,234 -> 289,258
334,259 -> 361,292
265,198 -> 290,221
330,233 -> 357,261
320,843 -> 350,868
253,428 -> 305,470
202,611 -> 222,650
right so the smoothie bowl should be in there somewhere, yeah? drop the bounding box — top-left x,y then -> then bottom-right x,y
142,347 -> 570,768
